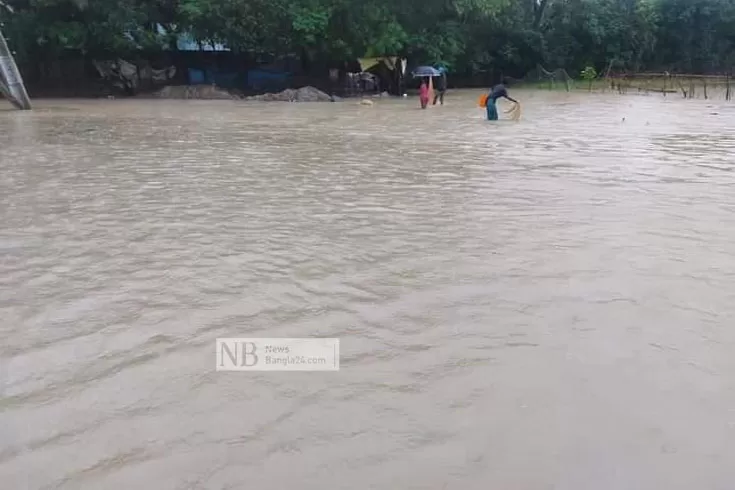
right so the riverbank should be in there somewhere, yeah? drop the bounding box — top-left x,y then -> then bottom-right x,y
6,79 -> 733,110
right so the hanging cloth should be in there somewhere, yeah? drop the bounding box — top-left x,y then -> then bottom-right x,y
358,58 -> 381,72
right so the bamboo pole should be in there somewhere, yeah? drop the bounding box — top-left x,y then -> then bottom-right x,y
0,26 -> 31,110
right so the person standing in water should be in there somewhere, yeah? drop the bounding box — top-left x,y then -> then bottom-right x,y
485,82 -> 517,120
433,68 -> 447,105
419,78 -> 429,109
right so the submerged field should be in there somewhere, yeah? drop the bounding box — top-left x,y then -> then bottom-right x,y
2,90 -> 735,489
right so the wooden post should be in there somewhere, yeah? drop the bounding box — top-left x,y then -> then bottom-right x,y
703,77 -> 707,100
0,26 -> 31,109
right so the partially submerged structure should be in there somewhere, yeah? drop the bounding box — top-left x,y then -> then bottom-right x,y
0,25 -> 31,109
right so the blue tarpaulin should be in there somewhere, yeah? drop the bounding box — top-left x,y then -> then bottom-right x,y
247,69 -> 291,90
187,69 -> 239,87
188,68 -> 208,84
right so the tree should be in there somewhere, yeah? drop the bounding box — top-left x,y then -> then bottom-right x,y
4,0 -> 735,82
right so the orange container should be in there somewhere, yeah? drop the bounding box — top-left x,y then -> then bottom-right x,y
478,94 -> 488,107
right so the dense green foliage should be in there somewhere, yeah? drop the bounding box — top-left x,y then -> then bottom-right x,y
3,0 -> 735,76
581,66 -> 597,90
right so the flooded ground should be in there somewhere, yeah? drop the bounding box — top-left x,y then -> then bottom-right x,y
2,90 -> 735,489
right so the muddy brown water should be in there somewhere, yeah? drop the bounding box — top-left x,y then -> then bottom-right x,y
2,90 -> 735,489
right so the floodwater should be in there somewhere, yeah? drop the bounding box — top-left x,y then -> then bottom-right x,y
2,90 -> 735,489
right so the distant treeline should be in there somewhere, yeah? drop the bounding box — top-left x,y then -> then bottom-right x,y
2,0 -> 735,79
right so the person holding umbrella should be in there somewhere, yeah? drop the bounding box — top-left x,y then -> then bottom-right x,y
419,78 -> 430,109
412,66 -> 441,109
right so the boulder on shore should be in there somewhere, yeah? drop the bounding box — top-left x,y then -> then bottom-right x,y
245,86 -> 337,102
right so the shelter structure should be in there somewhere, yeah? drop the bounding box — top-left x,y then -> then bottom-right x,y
348,56 -> 407,96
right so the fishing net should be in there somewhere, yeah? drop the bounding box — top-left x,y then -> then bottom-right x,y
477,95 -> 521,120
504,102 -> 521,121
523,64 -> 573,91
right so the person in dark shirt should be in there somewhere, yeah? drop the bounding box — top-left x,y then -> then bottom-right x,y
485,83 -> 518,120
433,69 -> 447,105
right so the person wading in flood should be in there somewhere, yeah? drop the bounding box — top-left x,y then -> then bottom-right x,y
433,68 -> 447,105
484,82 -> 518,120
419,78 -> 430,109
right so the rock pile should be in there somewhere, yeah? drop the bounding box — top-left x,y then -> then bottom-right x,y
245,86 -> 337,102
149,84 -> 344,102
152,85 -> 237,100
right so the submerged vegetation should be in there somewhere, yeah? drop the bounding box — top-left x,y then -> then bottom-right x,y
2,0 -> 735,79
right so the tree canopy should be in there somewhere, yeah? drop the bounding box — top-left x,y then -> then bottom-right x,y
2,0 -> 735,77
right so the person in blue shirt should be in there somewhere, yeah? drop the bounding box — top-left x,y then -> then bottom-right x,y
485,83 -> 518,120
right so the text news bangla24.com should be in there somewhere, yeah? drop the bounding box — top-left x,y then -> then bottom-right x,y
216,338 -> 340,372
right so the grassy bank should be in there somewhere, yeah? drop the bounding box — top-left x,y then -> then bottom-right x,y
515,75 -> 735,101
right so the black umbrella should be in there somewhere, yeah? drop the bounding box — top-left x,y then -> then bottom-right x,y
411,66 -> 442,78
